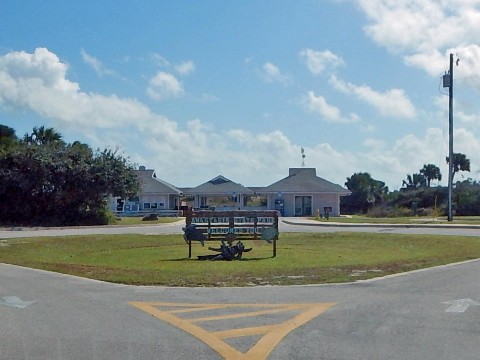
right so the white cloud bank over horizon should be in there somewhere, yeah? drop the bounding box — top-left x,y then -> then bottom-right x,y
1,47 -> 479,190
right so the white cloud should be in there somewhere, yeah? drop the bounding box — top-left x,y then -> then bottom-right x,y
150,53 -> 170,67
364,138 -> 386,150
299,49 -> 345,75
356,1 -> 480,89
457,110 -> 480,124
146,71 -> 184,100
453,44 -> 480,91
3,48 -> 479,190
405,44 -> 480,91
329,75 -> 416,119
340,126 -> 480,189
0,48 -> 310,186
261,62 -> 291,85
80,49 -> 116,77
357,0 -> 479,53
434,93 -> 480,126
0,48 -> 173,133
304,91 -> 360,123
403,49 -> 445,77
150,54 -> 195,76
175,60 -> 195,75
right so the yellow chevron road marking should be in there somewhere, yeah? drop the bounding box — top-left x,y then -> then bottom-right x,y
129,302 -> 335,360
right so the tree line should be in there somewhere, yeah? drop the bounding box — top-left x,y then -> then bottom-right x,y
0,125 -> 139,226
341,154 -> 479,216
2,122 -> 477,224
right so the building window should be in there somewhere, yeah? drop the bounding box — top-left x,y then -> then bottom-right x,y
144,203 -> 151,209
151,203 -> 158,209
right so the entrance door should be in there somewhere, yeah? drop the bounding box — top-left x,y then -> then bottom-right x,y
295,196 -> 312,216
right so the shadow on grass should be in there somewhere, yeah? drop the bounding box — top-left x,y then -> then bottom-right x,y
164,256 -> 273,262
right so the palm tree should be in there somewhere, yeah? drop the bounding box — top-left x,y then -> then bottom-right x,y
419,164 -> 442,187
446,153 -> 470,181
402,173 -> 426,190
24,126 -> 63,145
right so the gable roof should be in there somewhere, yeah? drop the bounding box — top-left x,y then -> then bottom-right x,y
188,175 -> 254,195
136,169 -> 183,195
260,168 -> 350,194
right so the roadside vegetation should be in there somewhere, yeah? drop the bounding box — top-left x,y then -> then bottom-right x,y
1,232 -> 479,287
341,158 -> 480,220
0,125 -> 138,227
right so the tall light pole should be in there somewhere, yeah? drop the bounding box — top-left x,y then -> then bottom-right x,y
443,53 -> 454,222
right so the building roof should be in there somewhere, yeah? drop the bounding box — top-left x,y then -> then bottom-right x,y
136,168 -> 183,195
260,168 -> 350,195
187,175 -> 254,195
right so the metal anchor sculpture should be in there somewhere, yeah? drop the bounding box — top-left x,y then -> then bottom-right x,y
197,237 -> 252,261
182,224 -> 252,260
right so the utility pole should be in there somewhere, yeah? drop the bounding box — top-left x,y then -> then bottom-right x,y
443,53 -> 454,222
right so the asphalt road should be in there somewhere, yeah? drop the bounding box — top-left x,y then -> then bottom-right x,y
1,219 -> 480,359
1,260 -> 479,360
1,217 -> 480,238
0,221 -> 185,239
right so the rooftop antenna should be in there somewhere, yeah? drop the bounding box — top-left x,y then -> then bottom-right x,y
301,148 -> 306,167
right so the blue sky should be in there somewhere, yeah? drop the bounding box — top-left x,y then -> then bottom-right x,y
1,0 -> 480,189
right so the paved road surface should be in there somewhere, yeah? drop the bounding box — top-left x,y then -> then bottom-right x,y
1,260 -> 479,360
1,219 -> 479,359
1,218 -> 480,239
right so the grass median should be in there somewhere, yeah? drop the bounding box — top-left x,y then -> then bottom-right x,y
1,232 -> 479,286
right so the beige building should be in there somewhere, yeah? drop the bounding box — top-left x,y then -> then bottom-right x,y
257,168 -> 351,216
111,166 -> 350,217
108,166 -> 182,215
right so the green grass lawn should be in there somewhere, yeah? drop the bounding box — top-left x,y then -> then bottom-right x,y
1,232 -> 479,287
313,215 -> 480,225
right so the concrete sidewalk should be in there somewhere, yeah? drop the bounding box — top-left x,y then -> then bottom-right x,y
281,217 -> 480,230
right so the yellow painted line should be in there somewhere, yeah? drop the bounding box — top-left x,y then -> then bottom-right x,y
140,302 -> 230,307
170,305 -> 229,314
244,303 -> 335,359
130,302 -> 244,359
189,307 -> 294,323
213,324 -> 277,339
129,302 -> 335,360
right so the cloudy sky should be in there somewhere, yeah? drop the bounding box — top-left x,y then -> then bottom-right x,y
1,0 -> 480,189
